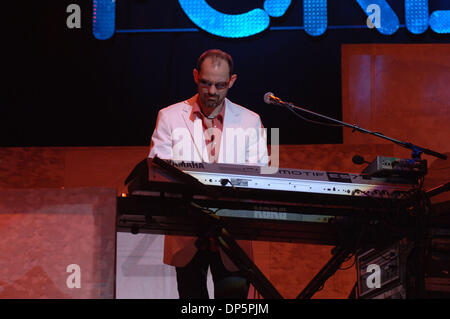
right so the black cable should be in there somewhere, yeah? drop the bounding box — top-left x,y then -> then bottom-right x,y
285,105 -> 343,127
220,178 -> 243,209
339,255 -> 357,270
194,178 -> 242,216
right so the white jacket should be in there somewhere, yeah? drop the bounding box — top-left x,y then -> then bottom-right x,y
149,94 -> 268,271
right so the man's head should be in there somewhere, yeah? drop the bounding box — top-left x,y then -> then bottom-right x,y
193,49 -> 237,115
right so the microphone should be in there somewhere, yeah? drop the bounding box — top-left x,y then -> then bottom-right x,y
264,92 -> 285,105
352,155 -> 370,165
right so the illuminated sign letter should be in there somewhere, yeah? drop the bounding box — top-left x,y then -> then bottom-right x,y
405,0 -> 450,34
93,0 -> 116,40
430,9 -> 450,34
264,0 -> 292,18
405,0 -> 429,34
304,0 -> 327,36
92,0 -> 449,39
178,0 -> 270,38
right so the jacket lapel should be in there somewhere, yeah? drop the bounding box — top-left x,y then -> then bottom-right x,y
218,99 -> 241,163
180,97 -> 209,162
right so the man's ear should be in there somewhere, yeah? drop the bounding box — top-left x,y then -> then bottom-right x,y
228,74 -> 237,88
193,69 -> 199,84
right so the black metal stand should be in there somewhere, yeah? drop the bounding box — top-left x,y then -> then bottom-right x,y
187,202 -> 283,299
215,225 -> 284,299
147,156 -> 396,299
145,156 -> 431,299
426,181 -> 450,198
296,246 -> 352,299
151,157 -> 284,299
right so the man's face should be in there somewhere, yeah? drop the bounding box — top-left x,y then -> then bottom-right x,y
194,57 -> 237,113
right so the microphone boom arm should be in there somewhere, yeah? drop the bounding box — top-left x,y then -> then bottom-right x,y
268,95 -> 447,161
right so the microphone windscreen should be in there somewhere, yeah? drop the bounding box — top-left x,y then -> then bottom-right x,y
264,92 -> 274,104
352,155 -> 365,165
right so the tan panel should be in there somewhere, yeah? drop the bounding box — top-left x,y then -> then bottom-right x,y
0,187 -> 116,298
0,147 -> 65,189
63,146 -> 148,195
342,45 -> 450,159
342,44 -> 450,201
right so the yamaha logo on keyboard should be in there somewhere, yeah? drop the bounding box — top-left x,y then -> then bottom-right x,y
167,160 -> 206,169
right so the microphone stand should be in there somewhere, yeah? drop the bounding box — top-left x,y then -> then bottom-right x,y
271,96 -> 446,299
272,99 -> 447,161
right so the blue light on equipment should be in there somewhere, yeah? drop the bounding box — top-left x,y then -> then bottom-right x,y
356,0 -> 399,35
405,0 -> 429,34
178,0 -> 270,38
303,0 -> 327,36
264,0 -> 292,18
430,10 -> 450,34
93,0 -> 116,40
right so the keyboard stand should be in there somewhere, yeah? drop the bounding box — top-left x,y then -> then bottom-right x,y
296,246 -> 352,299
189,202 -> 284,299
153,156 -> 284,299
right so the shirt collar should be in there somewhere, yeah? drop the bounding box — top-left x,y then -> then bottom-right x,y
192,95 -> 226,123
